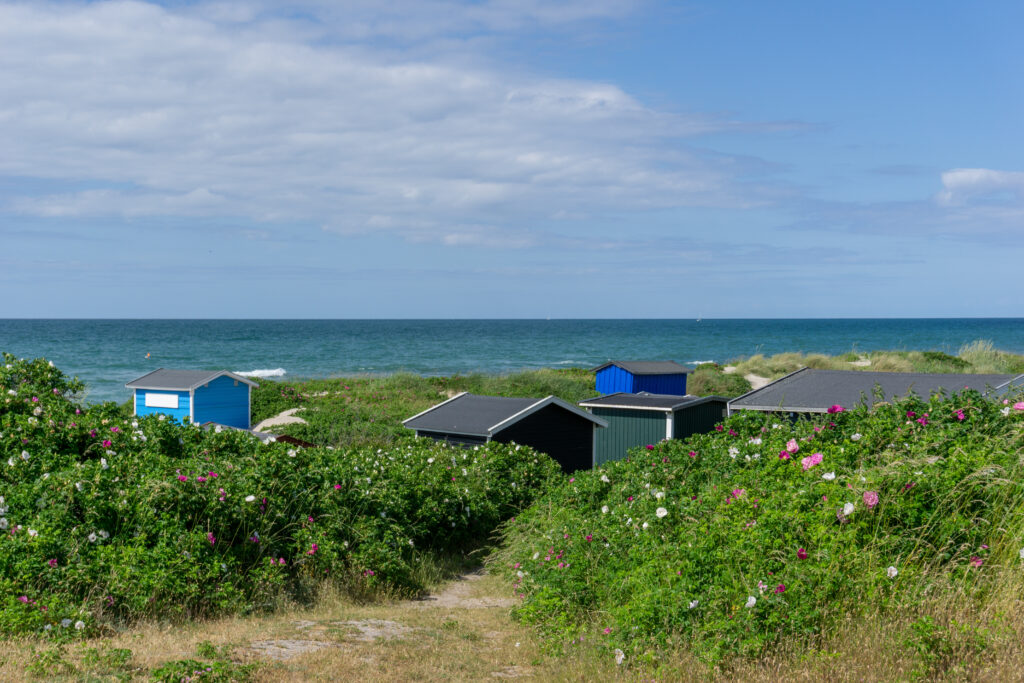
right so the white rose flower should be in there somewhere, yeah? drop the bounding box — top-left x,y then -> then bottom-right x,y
601,474 -> 610,483
74,620 -> 85,630
245,495 -> 256,502
843,502 -> 855,516
851,433 -> 862,441
88,532 -> 98,543
61,619 -> 72,628
887,566 -> 898,579
822,472 -> 835,481
688,599 -> 699,609
614,649 -> 625,666
601,505 -> 609,514
100,458 -> 108,470
745,596 -> 756,608
656,507 -> 668,518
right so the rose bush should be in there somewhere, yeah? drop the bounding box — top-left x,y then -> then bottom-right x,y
0,354 -> 560,637
493,388 -> 1024,663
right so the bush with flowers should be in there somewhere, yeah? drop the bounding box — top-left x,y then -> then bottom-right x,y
493,387 -> 1024,663
0,354 -> 560,637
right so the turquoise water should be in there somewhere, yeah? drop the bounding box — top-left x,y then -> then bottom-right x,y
1,319 -> 1022,404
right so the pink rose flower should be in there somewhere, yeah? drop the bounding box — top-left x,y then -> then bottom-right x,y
863,490 -> 879,508
786,439 -> 799,454
801,452 -> 823,471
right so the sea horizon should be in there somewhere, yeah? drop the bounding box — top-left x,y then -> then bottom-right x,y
3,318 -> 1023,404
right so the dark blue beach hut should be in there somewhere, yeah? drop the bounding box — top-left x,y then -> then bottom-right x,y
126,369 -> 257,429
592,360 -> 692,395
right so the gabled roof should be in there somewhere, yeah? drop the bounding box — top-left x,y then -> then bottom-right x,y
126,368 -> 258,391
579,392 -> 727,412
591,360 -> 692,375
728,368 -> 1023,414
403,392 -> 607,437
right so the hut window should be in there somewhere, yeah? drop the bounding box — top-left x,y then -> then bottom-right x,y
144,392 -> 179,409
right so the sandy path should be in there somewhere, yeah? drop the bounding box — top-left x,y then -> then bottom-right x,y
723,366 -> 771,390
252,407 -> 307,432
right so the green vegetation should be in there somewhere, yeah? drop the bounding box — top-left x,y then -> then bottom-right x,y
6,344 -> 1024,677
727,339 -> 1024,380
0,354 -> 560,638
492,390 -> 1024,669
686,363 -> 752,397
251,368 -> 601,448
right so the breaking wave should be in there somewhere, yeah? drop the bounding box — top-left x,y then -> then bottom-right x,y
234,368 -> 287,378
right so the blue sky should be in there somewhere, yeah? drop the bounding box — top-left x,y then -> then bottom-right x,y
1,0 -> 1021,318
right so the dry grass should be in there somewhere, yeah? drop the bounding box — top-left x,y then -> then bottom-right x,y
729,342 -> 1024,381
5,568 -> 1024,681
0,573 -> 624,682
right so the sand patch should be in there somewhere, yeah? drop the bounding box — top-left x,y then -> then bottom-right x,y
409,570 -> 516,609
744,373 -> 771,390
334,619 -> 413,642
253,407 -> 307,432
249,638 -> 337,661
492,665 -> 532,678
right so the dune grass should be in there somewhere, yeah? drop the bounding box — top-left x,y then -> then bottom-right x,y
727,340 -> 1024,381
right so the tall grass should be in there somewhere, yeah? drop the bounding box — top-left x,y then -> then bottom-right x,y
728,341 -> 1024,381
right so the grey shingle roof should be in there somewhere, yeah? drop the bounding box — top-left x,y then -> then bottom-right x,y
126,368 -> 257,391
403,393 -> 606,436
579,392 -> 724,411
591,360 -> 692,375
729,368 -> 1019,413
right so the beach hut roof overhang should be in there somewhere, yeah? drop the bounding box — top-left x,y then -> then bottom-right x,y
728,368 -> 1024,415
403,392 -> 607,439
578,392 -> 723,412
126,369 -> 257,392
591,360 -> 692,376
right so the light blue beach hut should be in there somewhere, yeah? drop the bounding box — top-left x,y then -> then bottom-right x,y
126,369 -> 257,429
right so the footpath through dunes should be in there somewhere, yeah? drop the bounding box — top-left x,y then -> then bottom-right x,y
0,570 -> 621,682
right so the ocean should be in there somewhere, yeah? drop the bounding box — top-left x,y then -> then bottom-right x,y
2,318 -> 1022,404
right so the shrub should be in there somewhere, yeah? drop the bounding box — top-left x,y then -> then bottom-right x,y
492,388 -> 1024,664
687,365 -> 751,397
0,354 -> 561,637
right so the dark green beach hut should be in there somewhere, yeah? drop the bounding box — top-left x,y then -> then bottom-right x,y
579,392 -> 729,466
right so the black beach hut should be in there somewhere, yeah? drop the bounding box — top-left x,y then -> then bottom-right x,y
728,368 -> 1024,417
402,392 -> 607,472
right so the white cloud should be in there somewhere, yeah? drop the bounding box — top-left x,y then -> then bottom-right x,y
937,168 -> 1024,206
0,0 -> 781,247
